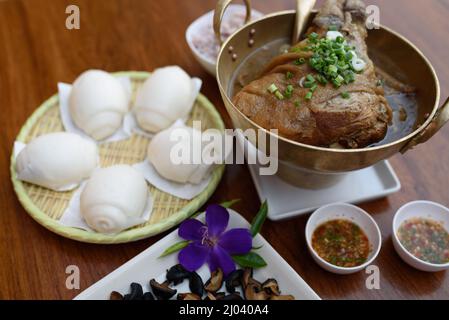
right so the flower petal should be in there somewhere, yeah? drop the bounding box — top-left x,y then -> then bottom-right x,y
208,245 -> 236,276
218,228 -> 252,255
178,242 -> 210,272
205,204 -> 229,237
178,219 -> 205,241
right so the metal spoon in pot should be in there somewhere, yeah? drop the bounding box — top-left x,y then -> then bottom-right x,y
292,0 -> 317,45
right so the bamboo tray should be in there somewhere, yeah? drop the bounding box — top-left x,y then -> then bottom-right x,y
10,71 -> 225,244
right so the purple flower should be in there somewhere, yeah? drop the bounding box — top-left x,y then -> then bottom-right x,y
178,204 -> 252,276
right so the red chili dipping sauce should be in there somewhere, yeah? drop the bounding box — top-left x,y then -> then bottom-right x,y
312,219 -> 370,267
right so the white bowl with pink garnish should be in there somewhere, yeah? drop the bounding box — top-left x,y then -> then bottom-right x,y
392,201 -> 449,272
186,4 -> 263,76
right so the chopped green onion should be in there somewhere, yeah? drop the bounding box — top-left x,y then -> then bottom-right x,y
341,92 -> 350,99
275,91 -> 285,100
308,32 -> 319,43
305,91 -> 313,100
297,32 -> 358,89
327,65 -> 338,75
336,74 -> 345,83
268,83 -> 278,93
336,36 -> 345,44
306,74 -> 316,83
284,85 -> 294,99
316,74 -> 328,85
294,58 -> 306,65
310,84 -> 318,92
304,81 -> 314,88
286,71 -> 294,80
295,101 -> 301,108
332,75 -> 345,87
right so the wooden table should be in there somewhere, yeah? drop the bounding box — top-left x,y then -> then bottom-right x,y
1,0 -> 448,300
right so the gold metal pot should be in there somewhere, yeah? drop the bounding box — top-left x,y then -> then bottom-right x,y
215,0 -> 449,180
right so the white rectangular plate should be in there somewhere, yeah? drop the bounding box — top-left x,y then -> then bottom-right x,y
248,160 -> 401,221
75,210 -> 320,300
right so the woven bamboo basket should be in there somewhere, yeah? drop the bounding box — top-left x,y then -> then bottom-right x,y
10,71 -> 225,244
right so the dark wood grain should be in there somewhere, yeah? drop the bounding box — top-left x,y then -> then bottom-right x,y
0,0 -> 448,300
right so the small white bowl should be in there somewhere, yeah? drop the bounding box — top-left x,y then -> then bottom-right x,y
185,5 -> 263,77
392,201 -> 449,272
305,203 -> 382,275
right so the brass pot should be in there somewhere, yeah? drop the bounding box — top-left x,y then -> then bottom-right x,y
215,0 -> 449,177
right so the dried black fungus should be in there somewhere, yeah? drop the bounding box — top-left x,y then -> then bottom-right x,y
123,282 -> 143,300
215,292 -> 226,300
225,269 -> 244,293
149,279 -> 177,300
221,293 -> 244,300
142,292 -> 155,300
189,271 -> 204,297
166,264 -> 191,285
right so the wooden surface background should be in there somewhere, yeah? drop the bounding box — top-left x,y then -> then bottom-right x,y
0,0 -> 448,300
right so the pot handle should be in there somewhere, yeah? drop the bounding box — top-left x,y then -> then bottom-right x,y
400,97 -> 449,154
213,0 -> 252,46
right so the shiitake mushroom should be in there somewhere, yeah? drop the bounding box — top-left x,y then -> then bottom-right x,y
204,292 -> 217,301
111,266 -> 294,301
166,264 -> 191,285
269,295 -> 295,300
204,292 -> 226,300
150,279 -> 177,300
242,268 -> 253,288
189,271 -> 204,297
110,291 -> 123,300
244,282 -> 269,300
204,269 -> 224,293
177,293 -> 202,300
262,279 -> 280,296
225,269 -> 244,293
248,278 -> 262,290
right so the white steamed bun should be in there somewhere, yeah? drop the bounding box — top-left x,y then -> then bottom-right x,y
147,123 -> 219,184
80,165 -> 149,234
15,132 -> 98,191
134,66 -> 199,133
69,70 -> 129,140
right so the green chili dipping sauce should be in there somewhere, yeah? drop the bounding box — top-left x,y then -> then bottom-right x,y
398,218 -> 449,264
312,219 -> 370,267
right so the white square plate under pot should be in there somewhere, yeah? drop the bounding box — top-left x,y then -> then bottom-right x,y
74,210 -> 320,300
236,134 -> 401,221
